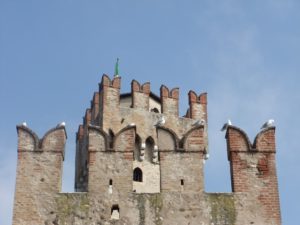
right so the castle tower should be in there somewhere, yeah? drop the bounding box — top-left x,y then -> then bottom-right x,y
226,126 -> 281,224
13,125 -> 66,225
13,74 -> 281,225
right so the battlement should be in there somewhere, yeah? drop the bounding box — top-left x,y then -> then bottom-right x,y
226,125 -> 276,153
84,75 -> 207,122
13,74 -> 281,225
226,126 -> 276,163
17,124 -> 67,157
131,80 -> 151,110
160,85 -> 179,116
99,74 -> 121,90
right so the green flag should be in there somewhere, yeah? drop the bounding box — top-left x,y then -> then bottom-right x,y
114,58 -> 119,77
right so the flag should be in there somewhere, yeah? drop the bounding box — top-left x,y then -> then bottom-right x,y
114,58 -> 119,77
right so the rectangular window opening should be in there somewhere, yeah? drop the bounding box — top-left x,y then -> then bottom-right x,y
109,179 -> 113,185
111,204 -> 120,220
181,179 -> 184,186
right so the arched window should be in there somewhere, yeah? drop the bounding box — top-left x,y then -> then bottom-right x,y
134,136 -> 141,161
133,167 -> 143,182
145,137 -> 154,162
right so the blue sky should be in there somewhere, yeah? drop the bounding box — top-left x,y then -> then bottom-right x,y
1,0 -> 299,224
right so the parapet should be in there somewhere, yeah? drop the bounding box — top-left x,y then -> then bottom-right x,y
160,85 -> 179,116
225,125 -> 280,224
99,74 -> 121,90
97,74 -> 207,118
131,80 -> 151,110
90,92 -> 100,125
187,91 -> 207,121
17,124 -> 67,157
226,125 -> 276,157
78,74 -> 209,136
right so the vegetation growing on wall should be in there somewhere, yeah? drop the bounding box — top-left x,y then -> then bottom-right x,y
56,193 -> 89,224
208,193 -> 236,225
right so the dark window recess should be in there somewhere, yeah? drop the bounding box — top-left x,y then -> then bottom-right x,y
109,179 -> 113,185
111,204 -> 119,214
133,167 -> 143,182
109,129 -> 114,148
181,179 -> 184,186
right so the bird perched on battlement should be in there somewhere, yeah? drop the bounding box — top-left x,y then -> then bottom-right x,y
21,122 -> 27,127
204,153 -> 209,160
155,116 -> 165,126
261,119 -> 275,129
57,122 -> 66,128
193,119 -> 206,126
221,119 -> 232,131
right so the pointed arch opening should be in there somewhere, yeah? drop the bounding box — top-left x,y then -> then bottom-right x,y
108,129 -> 115,149
145,137 -> 154,162
134,135 -> 141,161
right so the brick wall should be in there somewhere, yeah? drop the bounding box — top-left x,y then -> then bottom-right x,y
226,126 -> 281,225
13,74 -> 282,225
13,125 -> 66,225
160,85 -> 179,116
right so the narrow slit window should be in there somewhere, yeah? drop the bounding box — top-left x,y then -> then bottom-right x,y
109,179 -> 113,185
181,179 -> 184,186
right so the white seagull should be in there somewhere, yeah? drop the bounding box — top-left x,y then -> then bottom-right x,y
57,122 -> 66,127
261,119 -> 275,129
22,122 -> 27,127
155,116 -> 166,126
221,119 -> 232,131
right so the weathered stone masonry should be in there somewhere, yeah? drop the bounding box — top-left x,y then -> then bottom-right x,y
13,74 -> 281,225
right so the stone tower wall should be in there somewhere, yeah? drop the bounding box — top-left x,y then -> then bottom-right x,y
13,74 -> 281,225
13,125 -> 66,225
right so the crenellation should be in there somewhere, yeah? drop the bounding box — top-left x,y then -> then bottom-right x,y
99,75 -> 121,132
76,124 -> 84,142
100,74 -> 121,89
131,80 -> 151,110
253,127 -> 276,152
13,74 -> 281,225
188,90 -> 207,121
160,85 -> 179,116
17,125 -> 39,151
91,92 -> 100,125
